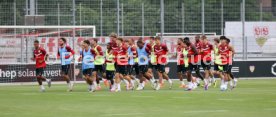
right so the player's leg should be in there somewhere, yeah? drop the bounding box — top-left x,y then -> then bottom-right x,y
220,65 -> 230,91
82,69 -> 93,92
61,65 -> 73,91
94,65 -> 101,90
114,69 -> 122,92
212,64 -> 221,88
160,65 -> 172,89
134,63 -> 140,83
36,68 -> 45,92
196,63 -> 204,81
202,61 -> 210,90
36,68 -> 51,92
143,65 -> 157,89
155,70 -> 163,91
136,66 -> 146,90
186,63 -> 194,91
147,63 -> 156,84
91,70 -> 98,92
127,65 -> 136,89
106,70 -> 114,90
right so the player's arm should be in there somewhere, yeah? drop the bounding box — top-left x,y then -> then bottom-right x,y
208,44 -> 213,56
162,44 -> 169,55
90,49 -> 97,62
97,46 -> 104,56
78,50 -> 83,62
40,48 -> 47,63
197,43 -> 202,54
229,45 -> 235,57
57,49 -> 60,59
65,46 -> 75,59
190,45 -> 198,57
131,46 -> 137,58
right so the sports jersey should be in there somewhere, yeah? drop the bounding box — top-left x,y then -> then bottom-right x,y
33,47 -> 47,68
201,42 -> 213,62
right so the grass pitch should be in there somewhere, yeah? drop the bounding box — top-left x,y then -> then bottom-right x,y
0,79 -> 276,117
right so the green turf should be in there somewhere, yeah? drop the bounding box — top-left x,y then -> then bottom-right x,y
0,79 -> 276,117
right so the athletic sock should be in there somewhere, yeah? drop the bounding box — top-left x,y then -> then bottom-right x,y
131,80 -> 135,87
204,79 -> 209,85
168,79 -> 172,84
224,81 -> 229,86
117,83 -> 121,90
229,80 -> 233,87
40,85 -> 45,90
67,82 -> 71,89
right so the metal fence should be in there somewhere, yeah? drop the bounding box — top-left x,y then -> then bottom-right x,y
0,0 -> 276,60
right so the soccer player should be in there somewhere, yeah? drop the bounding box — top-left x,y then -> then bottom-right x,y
32,40 -> 51,92
213,38 -> 224,88
153,36 -> 173,90
109,33 -> 119,52
194,35 -> 205,85
183,37 -> 199,91
176,38 -> 187,88
136,40 -> 155,90
91,38 -> 106,90
218,37 -> 235,91
146,37 -> 157,88
125,39 -> 138,88
113,37 -> 133,92
78,40 -> 97,92
225,38 -> 237,89
57,38 -> 75,91
105,43 -> 116,91
200,35 -> 214,90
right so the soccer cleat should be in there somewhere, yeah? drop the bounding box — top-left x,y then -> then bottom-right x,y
115,89 -> 121,92
155,84 -> 161,91
40,86 -> 46,92
186,85 -> 193,91
110,85 -> 116,92
40,89 -> 45,92
89,88 -> 96,93
136,86 -> 144,91
47,79 -> 51,88
185,88 -> 192,91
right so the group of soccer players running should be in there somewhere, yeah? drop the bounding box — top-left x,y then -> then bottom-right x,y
32,33 -> 238,92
